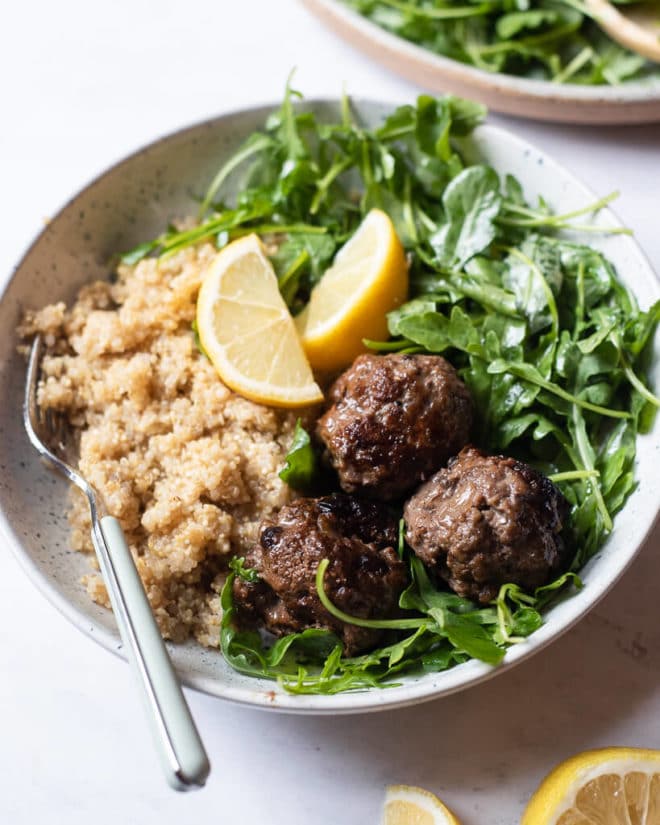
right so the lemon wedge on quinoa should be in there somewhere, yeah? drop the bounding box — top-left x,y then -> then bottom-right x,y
521,747 -> 660,824
196,234 -> 322,408
381,785 -> 462,825
296,208 -> 408,372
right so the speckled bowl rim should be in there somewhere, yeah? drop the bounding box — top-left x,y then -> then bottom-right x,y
303,0 -> 660,123
1,99 -> 659,714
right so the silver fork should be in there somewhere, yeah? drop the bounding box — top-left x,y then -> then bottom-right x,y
24,335 -> 210,791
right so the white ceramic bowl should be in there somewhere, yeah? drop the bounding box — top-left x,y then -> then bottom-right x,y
303,0 -> 660,124
0,99 -> 658,713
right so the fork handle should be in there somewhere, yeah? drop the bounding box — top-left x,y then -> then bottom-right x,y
93,515 -> 210,790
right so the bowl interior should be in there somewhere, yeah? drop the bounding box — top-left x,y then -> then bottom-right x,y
1,99 -> 658,713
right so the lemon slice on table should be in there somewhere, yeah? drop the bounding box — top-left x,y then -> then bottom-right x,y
381,785 -> 462,825
521,747 -> 660,824
196,234 -> 323,408
296,208 -> 408,373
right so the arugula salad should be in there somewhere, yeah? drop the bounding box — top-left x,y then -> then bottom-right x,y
340,0 -> 659,85
126,83 -> 659,695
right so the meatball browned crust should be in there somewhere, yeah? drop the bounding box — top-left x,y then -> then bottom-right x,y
316,354 -> 473,500
404,446 -> 571,605
232,494 -> 408,655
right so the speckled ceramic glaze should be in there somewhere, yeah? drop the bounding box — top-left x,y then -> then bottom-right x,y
303,0 -> 660,124
0,100 -> 658,713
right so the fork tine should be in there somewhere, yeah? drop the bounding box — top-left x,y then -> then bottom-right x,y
53,411 -> 69,454
24,335 -> 45,448
25,338 -> 70,456
24,335 -> 90,496
44,409 -> 58,449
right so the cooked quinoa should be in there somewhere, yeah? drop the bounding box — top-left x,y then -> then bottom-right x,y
19,243 -> 306,646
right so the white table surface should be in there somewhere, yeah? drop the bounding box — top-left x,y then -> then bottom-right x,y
2,2 -> 660,823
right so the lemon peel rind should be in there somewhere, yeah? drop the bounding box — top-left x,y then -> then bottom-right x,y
383,784 -> 460,825
521,748 -> 660,825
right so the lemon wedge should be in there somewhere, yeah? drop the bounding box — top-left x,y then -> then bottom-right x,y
196,234 -> 323,408
521,747 -> 660,824
296,208 -> 408,372
381,785 -> 462,825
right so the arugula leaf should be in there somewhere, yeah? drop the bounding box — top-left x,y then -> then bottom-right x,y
279,419 -> 319,491
496,10 -> 560,40
270,233 -> 337,308
440,611 -> 505,665
120,241 -> 157,266
228,557 -> 260,583
387,297 -> 439,337
430,165 -> 502,269
502,236 -> 560,335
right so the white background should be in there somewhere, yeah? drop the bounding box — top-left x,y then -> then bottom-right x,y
1,2 -> 660,823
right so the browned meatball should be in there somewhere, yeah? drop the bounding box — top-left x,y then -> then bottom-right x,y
404,446 -> 571,605
232,494 -> 408,655
316,354 -> 473,500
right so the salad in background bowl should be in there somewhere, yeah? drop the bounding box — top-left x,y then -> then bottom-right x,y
340,0 -> 659,85
303,0 -> 660,123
